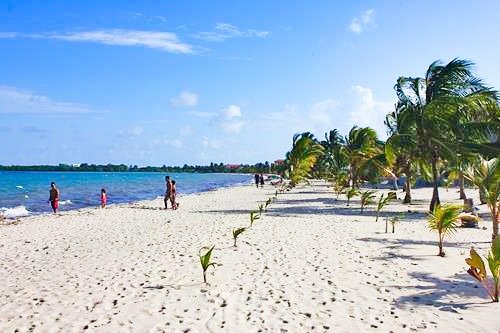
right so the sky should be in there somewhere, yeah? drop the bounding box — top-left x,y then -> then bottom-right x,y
1,0 -> 499,166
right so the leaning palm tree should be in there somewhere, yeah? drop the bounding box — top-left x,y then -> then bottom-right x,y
285,132 -> 325,186
428,204 -> 462,257
342,126 -> 381,188
393,58 -> 497,211
465,158 -> 500,241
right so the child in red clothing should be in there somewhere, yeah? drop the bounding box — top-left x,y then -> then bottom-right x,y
100,188 -> 107,208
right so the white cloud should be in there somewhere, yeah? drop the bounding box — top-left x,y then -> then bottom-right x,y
348,9 -> 376,34
220,105 -> 244,133
170,91 -> 198,107
224,104 -> 242,118
0,85 -> 91,114
201,137 -> 221,149
179,125 -> 192,136
349,85 -> 394,138
0,30 -> 193,53
190,111 -> 217,118
194,23 -> 269,42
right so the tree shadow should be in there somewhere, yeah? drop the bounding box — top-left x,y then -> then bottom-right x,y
358,236 -> 490,249
392,271 -> 491,310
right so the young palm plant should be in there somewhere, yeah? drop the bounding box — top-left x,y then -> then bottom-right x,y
265,198 -> 272,209
346,187 -> 358,206
199,246 -> 217,284
360,190 -> 377,214
258,203 -> 264,215
232,227 -> 246,247
428,204 -> 462,257
465,158 -> 499,241
249,211 -> 260,227
376,192 -> 397,222
465,236 -> 500,302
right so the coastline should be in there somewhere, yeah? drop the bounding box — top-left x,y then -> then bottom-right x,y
1,182 -> 498,332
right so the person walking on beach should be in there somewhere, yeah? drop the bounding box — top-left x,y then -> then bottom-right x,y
254,173 -> 260,188
48,182 -> 59,213
100,188 -> 107,208
164,176 -> 173,209
259,173 -> 265,187
170,180 -> 179,210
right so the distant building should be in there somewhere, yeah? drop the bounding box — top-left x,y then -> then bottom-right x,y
225,164 -> 241,170
273,159 -> 285,165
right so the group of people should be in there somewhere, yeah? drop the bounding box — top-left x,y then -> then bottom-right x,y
47,175 -> 179,214
164,176 -> 179,210
254,173 -> 265,188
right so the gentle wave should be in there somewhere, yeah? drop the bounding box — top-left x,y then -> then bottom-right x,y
1,205 -> 31,218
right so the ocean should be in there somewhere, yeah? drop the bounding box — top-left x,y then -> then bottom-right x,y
0,171 -> 252,218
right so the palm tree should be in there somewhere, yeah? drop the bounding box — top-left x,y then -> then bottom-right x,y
346,187 -> 358,206
393,58 -> 497,211
466,158 -> 500,241
285,132 -> 325,186
342,126 -> 381,188
428,204 -> 462,257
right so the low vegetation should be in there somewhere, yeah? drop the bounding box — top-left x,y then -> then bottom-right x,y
376,192 -> 397,222
232,227 -> 246,247
428,204 -> 462,257
465,237 -> 500,302
199,246 -> 217,284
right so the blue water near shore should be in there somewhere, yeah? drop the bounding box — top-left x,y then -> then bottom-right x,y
0,171 -> 252,217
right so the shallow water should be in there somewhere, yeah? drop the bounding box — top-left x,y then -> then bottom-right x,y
0,171 -> 251,216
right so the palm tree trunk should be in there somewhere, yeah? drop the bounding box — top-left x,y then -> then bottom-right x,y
491,204 -> 499,241
458,170 -> 466,200
438,233 -> 445,257
403,179 -> 412,204
430,155 -> 440,212
479,187 -> 486,204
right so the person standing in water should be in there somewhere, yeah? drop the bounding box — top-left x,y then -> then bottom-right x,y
100,188 -> 107,208
164,176 -> 172,209
48,182 -> 59,213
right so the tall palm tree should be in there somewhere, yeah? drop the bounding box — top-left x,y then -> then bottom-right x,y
342,126 -> 381,188
393,58 -> 497,211
285,132 -> 325,186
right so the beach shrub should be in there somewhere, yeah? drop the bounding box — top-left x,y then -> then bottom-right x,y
465,236 -> 500,302
360,190 -> 377,213
346,187 -> 358,206
376,192 -> 397,221
199,246 -> 217,284
232,227 -> 246,247
250,211 -> 260,227
428,204 -> 462,257
258,203 -> 264,215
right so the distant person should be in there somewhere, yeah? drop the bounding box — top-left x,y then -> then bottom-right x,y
254,174 -> 260,188
100,188 -> 107,208
48,182 -> 59,213
164,176 -> 172,209
170,180 -> 179,210
260,173 -> 264,187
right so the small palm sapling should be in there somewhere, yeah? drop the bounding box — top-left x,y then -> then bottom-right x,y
346,188 -> 358,206
360,190 -> 376,213
199,246 -> 217,283
258,203 -> 264,215
376,192 -> 396,221
428,204 -> 462,257
249,211 -> 260,227
232,227 -> 246,247
465,236 -> 500,302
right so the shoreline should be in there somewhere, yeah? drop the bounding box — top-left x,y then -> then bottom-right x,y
0,177 -> 253,220
1,182 -> 498,332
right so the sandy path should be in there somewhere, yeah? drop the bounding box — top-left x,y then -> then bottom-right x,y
0,182 -> 498,332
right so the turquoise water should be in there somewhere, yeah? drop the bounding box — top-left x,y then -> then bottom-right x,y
0,172 -> 251,217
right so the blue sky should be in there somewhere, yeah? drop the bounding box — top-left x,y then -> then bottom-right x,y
1,1 -> 499,166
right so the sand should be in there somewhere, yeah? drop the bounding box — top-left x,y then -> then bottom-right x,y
0,181 -> 499,332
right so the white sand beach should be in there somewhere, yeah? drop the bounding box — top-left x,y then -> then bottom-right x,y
1,182 -> 499,332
